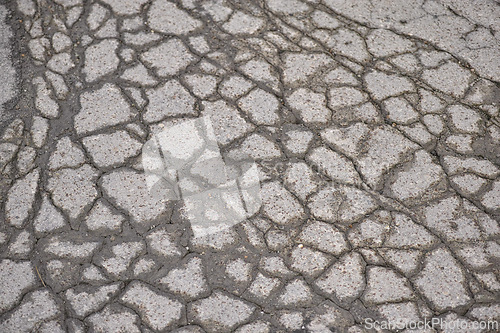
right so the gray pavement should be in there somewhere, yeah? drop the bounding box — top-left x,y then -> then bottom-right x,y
0,0 -> 499,332
0,4 -> 16,122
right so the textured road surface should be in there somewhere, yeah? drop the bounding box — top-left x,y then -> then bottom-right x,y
0,0 -> 499,332
0,4 -> 16,121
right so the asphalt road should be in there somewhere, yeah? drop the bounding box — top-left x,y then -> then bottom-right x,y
0,0 -> 499,332
0,4 -> 16,123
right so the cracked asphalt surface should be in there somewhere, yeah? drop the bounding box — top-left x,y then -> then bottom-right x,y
0,0 -> 499,332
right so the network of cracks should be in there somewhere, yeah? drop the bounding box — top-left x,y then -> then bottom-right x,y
0,0 -> 499,332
